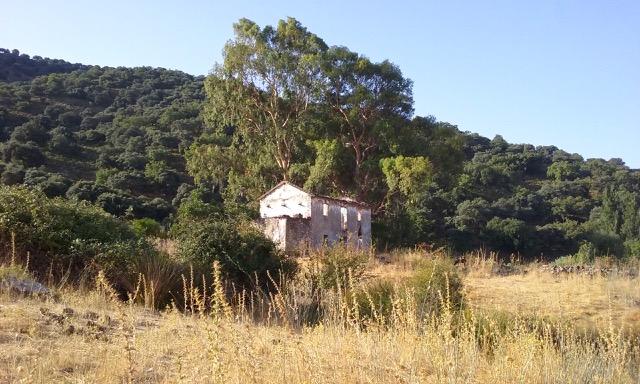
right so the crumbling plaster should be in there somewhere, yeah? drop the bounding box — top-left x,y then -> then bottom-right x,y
258,182 -> 371,252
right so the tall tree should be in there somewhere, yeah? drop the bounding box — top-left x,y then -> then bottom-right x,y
203,18 -> 328,182
322,46 -> 414,200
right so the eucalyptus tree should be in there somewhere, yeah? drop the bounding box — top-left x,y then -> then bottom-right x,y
321,46 -> 414,201
201,17 -> 328,188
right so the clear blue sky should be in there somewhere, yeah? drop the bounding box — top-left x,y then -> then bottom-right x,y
2,0 -> 639,168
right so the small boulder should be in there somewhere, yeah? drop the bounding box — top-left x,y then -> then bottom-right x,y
2,275 -> 50,296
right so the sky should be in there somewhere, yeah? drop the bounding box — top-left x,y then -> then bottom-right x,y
2,0 -> 639,168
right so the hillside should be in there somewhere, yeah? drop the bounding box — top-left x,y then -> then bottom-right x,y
0,48 -> 205,221
0,46 -> 639,259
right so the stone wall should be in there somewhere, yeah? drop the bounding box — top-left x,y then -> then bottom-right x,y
309,199 -> 371,250
258,183 -> 371,252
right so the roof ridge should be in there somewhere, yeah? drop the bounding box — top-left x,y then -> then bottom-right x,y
258,181 -> 369,208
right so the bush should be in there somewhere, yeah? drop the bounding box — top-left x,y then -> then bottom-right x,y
132,218 -> 162,237
624,238 -> 640,260
574,241 -> 597,263
351,278 -> 396,324
350,255 -> 464,325
175,218 -> 297,292
0,185 -> 141,278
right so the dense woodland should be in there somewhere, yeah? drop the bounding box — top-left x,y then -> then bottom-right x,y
1,18 -> 639,263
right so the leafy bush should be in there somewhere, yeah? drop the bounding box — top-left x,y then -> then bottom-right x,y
348,254 -> 464,326
574,241 -> 597,263
175,218 -> 297,292
624,238 -> 640,260
132,218 -> 163,237
351,278 -> 396,324
0,185 -> 141,278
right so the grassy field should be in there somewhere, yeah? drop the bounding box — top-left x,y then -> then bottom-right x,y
1,251 -> 639,383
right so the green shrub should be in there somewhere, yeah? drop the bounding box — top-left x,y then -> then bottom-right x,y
624,238 -> 640,260
553,254 -> 579,266
132,218 -> 162,237
351,278 -> 396,324
575,241 -> 597,263
0,185 -> 141,279
350,256 -> 464,325
175,218 -> 297,292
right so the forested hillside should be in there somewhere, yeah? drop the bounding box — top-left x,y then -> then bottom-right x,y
1,17 -> 639,262
0,48 -> 205,222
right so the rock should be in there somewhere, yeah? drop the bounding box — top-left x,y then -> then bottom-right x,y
2,275 -> 50,296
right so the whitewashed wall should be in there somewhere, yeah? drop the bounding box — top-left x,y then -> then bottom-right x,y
259,183 -> 371,252
259,184 -> 311,218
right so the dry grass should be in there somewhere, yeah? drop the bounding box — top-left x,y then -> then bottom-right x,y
460,250 -> 640,333
464,269 -> 640,332
0,250 -> 639,383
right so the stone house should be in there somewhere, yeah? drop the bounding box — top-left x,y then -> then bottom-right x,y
258,182 -> 371,253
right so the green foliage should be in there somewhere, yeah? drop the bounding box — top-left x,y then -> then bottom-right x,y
23,170 -> 71,198
304,139 -> 349,195
534,221 -> 586,256
0,48 -> 92,82
485,217 -> 532,253
351,278 -> 396,323
321,46 -> 414,201
624,238 -> 640,259
381,156 -> 434,203
547,161 -> 582,182
3,37 -> 639,262
0,52 -> 204,223
11,121 -> 50,146
2,141 -> 46,167
174,188 -> 224,221
352,255 -> 464,324
574,241 -> 597,263
203,17 -> 328,184
132,218 -> 162,238
0,185 -> 140,277
0,163 -> 24,185
175,216 -> 296,292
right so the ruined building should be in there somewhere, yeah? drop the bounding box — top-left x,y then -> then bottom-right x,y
258,182 -> 371,253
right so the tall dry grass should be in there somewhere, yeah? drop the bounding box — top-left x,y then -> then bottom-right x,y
0,248 -> 639,383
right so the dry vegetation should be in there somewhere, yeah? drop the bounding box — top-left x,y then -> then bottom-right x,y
1,250 -> 639,383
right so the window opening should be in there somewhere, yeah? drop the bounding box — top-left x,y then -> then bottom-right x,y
341,207 -> 348,230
